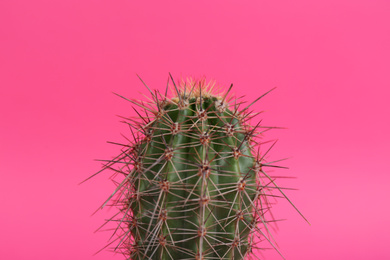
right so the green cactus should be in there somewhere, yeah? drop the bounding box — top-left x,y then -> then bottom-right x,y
87,74 -> 308,259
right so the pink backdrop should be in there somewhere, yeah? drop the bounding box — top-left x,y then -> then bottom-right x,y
1,0 -> 389,259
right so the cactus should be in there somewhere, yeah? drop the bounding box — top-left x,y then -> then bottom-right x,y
86,74 -> 308,259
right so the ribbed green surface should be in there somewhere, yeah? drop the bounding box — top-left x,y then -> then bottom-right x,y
129,96 -> 257,259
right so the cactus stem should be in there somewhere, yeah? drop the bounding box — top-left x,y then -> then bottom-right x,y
86,76 -> 309,259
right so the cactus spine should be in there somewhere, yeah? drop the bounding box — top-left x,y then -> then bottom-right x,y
89,74 -> 307,259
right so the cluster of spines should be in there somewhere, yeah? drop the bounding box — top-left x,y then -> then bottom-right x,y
86,74 -> 308,260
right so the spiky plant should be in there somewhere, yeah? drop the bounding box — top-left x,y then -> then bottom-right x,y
85,74 -> 308,260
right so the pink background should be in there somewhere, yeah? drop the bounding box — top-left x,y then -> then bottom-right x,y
1,0 -> 389,259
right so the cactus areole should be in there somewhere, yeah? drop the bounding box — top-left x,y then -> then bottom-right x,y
87,74 -> 307,259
